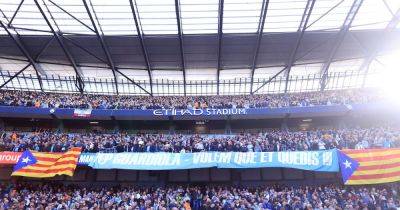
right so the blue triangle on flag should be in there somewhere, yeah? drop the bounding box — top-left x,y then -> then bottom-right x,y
337,150 -> 359,183
13,150 -> 37,171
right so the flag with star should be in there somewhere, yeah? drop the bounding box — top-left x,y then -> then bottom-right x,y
338,150 -> 359,184
341,149 -> 400,185
11,147 -> 81,178
13,150 -> 37,171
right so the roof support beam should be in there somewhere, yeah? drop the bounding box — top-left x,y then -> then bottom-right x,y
49,0 -> 95,33
82,0 -> 151,96
62,36 -> 107,64
361,8 -> 400,86
0,21 -> 44,91
216,0 -> 224,95
283,0 -> 316,93
8,0 -> 24,27
82,0 -> 119,95
34,36 -> 54,60
249,0 -> 270,94
174,0 -> 187,95
0,63 -> 30,89
319,0 -> 364,91
129,0 -> 153,95
252,66 -> 286,94
34,0 -> 85,93
304,0 -> 344,30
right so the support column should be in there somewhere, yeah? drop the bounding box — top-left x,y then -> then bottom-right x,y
281,117 -> 289,131
169,117 -> 175,134
225,117 -> 232,134
0,118 -> 5,131
337,118 -> 347,129
113,120 -> 120,133
56,119 -> 64,132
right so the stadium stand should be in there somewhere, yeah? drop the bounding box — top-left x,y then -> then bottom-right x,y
1,127 -> 398,153
0,0 -> 400,209
0,89 -> 384,109
0,183 -> 399,209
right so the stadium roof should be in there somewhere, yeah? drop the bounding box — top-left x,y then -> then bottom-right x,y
0,0 -> 399,95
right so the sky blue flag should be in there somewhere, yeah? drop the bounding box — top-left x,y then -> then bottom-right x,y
13,150 -> 37,172
337,150 -> 359,183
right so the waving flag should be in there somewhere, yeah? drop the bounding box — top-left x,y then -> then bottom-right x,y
340,149 -> 400,185
11,147 -> 81,178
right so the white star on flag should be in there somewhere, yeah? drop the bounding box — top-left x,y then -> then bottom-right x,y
21,157 -> 31,164
343,160 -> 352,169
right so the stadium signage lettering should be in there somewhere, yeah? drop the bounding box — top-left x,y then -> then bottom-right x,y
0,150 -> 336,171
88,150 -> 338,171
0,152 -> 21,164
152,108 -> 247,116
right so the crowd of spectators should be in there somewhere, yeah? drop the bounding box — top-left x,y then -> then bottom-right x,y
0,88 -> 382,110
1,127 -> 398,153
0,183 -> 399,209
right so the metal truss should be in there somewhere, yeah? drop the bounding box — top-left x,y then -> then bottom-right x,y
249,0 -> 269,94
0,63 -> 30,89
174,0 -> 187,95
82,0 -> 119,94
129,0 -> 153,95
216,0 -> 224,95
283,0 -> 316,93
0,0 -> 397,95
47,1 -> 112,65
34,36 -> 54,61
82,0 -> 151,96
252,0 -> 341,94
252,66 -> 286,94
7,0 -> 24,27
361,8 -> 400,86
0,21 -> 44,91
34,0 -> 85,93
319,0 -> 364,91
62,36 -> 107,64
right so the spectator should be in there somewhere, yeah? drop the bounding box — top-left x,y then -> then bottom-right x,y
0,88 -> 384,110
0,183 -> 398,209
0,127 -> 398,153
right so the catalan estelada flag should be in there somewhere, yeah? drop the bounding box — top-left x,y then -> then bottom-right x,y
11,147 -> 81,178
339,149 -> 400,185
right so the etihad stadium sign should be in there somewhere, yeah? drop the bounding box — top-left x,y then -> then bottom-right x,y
152,108 -> 247,116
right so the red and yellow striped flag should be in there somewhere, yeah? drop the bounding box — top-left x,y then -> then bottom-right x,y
11,147 -> 82,178
343,148 -> 400,185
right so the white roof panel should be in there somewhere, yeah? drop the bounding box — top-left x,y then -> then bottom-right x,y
223,0 -> 263,33
180,0 -> 219,34
264,0 -> 309,32
135,0 -> 178,35
307,0 -> 354,31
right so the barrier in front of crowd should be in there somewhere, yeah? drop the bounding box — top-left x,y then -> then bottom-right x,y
0,150 -> 337,171
0,102 -> 396,120
2,149 -> 399,185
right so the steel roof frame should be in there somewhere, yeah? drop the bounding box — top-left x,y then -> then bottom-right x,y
319,0 -> 364,91
34,0 -> 85,93
216,0 -> 224,95
0,21 -> 44,91
82,0 -> 151,95
129,0 -> 153,95
249,0 -> 269,95
360,8 -> 400,86
174,0 -> 187,95
283,0 -> 316,93
0,0 -> 397,95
